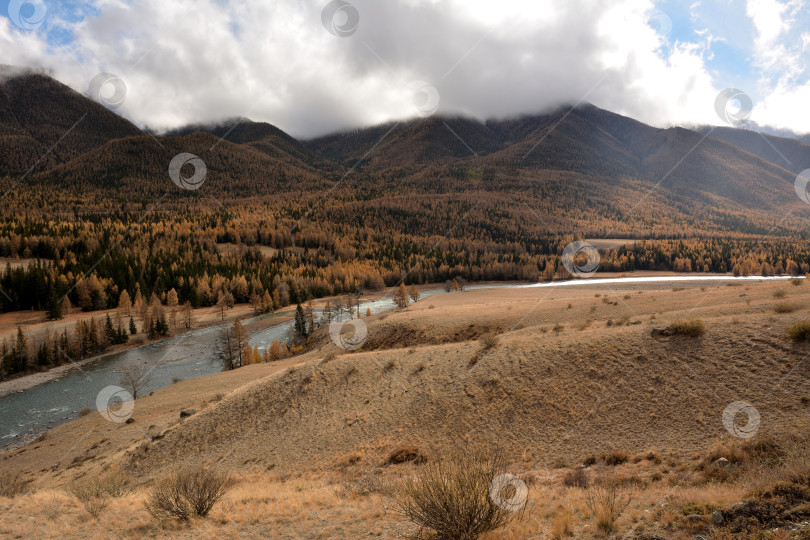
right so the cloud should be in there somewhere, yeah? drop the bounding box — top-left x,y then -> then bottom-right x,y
745,0 -> 810,132
0,0 -> 805,137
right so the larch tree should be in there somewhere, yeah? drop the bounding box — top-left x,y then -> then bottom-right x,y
393,283 -> 409,310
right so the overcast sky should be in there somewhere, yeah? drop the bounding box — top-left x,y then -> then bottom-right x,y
1,0 -> 808,138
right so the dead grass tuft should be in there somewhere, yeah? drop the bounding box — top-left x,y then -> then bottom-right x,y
479,333 -> 500,350
788,320 -> 810,341
666,319 -> 706,337
0,472 -> 30,498
774,301 -> 799,313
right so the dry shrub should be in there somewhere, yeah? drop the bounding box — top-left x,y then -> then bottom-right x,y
146,466 -> 231,521
788,320 -> 810,341
774,301 -> 799,313
562,468 -> 588,488
0,472 -> 30,497
773,289 -> 787,298
666,319 -> 705,337
386,446 -> 427,466
603,451 -> 629,466
479,333 -> 500,350
585,477 -> 634,534
698,437 -> 785,484
397,449 -> 525,539
69,467 -> 131,518
78,407 -> 92,417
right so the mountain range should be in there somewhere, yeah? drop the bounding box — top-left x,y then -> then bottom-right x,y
1,66 -> 809,237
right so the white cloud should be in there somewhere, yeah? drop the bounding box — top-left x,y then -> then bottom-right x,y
0,0 -> 796,137
745,0 -> 809,132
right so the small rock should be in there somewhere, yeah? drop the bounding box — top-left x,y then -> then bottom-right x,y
179,409 -> 196,418
712,510 -> 724,524
125,417 -> 135,424
650,328 -> 671,337
714,457 -> 731,469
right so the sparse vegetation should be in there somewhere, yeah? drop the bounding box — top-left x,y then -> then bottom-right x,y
146,466 -> 231,521
69,467 -> 131,518
667,319 -> 706,337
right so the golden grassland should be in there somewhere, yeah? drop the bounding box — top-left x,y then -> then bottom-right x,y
1,278 -> 810,538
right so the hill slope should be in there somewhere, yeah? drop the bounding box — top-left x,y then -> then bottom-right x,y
0,66 -> 143,178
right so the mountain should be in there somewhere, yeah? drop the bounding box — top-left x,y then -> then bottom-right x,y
693,125 -> 810,175
165,118 -> 330,170
0,67 -> 809,239
308,104 -> 804,216
0,66 -> 143,177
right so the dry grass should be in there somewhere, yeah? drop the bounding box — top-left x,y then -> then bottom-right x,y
2,279 -> 810,538
68,467 -> 131,518
584,477 -> 634,534
0,472 -> 29,497
550,506 -> 574,538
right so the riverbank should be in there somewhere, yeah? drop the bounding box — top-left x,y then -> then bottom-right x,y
0,272 -> 799,406
0,283 -> 441,401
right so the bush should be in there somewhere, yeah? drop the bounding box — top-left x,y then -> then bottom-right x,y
397,449 -> 525,539
773,289 -> 787,298
667,319 -> 705,337
788,321 -> 810,341
386,446 -> 426,465
69,467 -> 131,518
480,334 -> 500,350
146,466 -> 231,521
603,451 -> 629,466
562,468 -> 588,488
585,478 -> 634,534
774,302 -> 799,313
0,472 -> 29,498
78,407 -> 92,417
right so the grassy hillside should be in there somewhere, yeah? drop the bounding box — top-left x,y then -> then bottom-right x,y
2,279 -> 809,538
